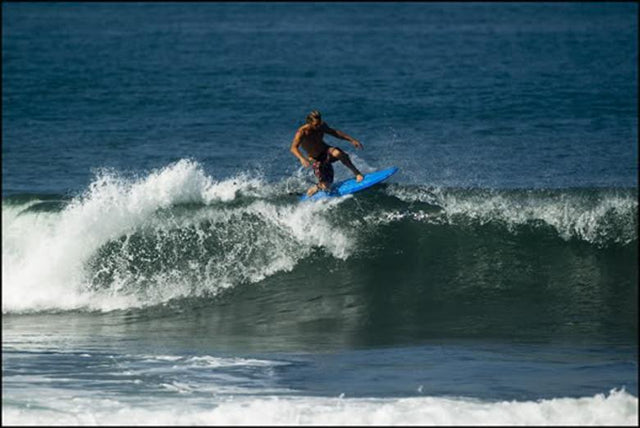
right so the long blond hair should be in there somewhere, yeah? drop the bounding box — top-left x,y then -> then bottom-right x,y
305,110 -> 322,124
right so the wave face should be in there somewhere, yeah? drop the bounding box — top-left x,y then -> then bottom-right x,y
2,160 -> 637,342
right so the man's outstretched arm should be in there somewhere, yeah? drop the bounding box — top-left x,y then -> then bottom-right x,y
325,126 -> 363,149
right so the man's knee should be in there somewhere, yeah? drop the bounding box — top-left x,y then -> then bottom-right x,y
329,147 -> 347,160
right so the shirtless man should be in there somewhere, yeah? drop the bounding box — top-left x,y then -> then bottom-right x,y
290,110 -> 364,197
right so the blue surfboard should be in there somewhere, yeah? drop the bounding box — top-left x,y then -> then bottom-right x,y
300,167 -> 399,201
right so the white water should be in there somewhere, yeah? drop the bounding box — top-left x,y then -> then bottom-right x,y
3,389 -> 637,426
2,159 -> 354,313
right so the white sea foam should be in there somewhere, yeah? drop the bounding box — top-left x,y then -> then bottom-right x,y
2,389 -> 636,426
2,159 -> 354,314
137,353 -> 291,369
386,185 -> 638,245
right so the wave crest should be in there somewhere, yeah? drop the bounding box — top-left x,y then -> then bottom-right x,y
386,185 -> 638,247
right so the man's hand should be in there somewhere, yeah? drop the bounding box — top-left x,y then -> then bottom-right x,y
300,158 -> 311,168
352,139 -> 363,149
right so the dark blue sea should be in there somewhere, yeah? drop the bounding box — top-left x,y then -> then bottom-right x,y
2,2 -> 638,425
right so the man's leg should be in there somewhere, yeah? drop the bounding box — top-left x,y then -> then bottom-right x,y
307,157 -> 334,196
328,147 -> 364,182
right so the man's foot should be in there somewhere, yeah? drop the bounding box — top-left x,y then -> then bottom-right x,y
306,185 -> 319,197
356,174 -> 364,182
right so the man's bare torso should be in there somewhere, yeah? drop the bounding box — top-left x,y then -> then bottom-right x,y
298,123 -> 330,160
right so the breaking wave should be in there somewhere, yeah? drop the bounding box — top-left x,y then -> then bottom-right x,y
2,159 -> 637,314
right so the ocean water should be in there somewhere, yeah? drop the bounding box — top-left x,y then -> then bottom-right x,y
2,2 -> 638,425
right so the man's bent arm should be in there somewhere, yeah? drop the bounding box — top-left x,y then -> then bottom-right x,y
290,129 -> 310,166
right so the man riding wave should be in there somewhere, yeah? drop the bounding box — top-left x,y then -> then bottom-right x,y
290,110 -> 364,197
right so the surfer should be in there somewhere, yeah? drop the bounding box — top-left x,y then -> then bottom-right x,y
290,110 -> 364,197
